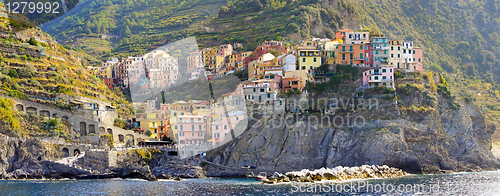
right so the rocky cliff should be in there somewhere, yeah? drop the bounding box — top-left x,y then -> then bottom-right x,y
205,72 -> 500,176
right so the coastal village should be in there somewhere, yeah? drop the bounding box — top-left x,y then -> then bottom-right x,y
86,29 -> 424,157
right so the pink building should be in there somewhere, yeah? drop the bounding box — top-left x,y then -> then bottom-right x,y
177,116 -> 206,145
211,111 -> 244,147
365,44 -> 373,67
413,48 -> 423,72
362,67 -> 394,88
263,73 -> 282,89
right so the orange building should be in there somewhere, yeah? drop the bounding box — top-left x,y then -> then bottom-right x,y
337,43 -> 365,66
336,29 -> 353,40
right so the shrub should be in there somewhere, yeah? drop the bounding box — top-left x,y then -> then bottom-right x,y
7,69 -> 18,78
27,38 -> 38,46
0,97 -> 20,130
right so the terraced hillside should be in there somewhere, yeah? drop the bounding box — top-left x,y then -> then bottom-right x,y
0,4 -> 130,114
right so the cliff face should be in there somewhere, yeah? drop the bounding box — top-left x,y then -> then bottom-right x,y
206,74 -> 500,176
0,137 -> 63,179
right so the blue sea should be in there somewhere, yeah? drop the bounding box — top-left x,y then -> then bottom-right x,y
0,171 -> 499,195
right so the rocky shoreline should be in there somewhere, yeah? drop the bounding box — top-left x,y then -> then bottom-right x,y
262,165 -> 407,184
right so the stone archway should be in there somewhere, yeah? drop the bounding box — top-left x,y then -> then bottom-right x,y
88,124 -> 96,134
107,128 -> 113,135
15,104 -> 24,112
39,110 -> 50,117
74,149 -> 81,156
26,107 -> 37,114
80,122 -> 87,135
62,148 -> 69,157
118,134 -> 125,143
125,134 -> 134,146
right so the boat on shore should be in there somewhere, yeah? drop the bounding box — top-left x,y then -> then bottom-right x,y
255,172 -> 267,181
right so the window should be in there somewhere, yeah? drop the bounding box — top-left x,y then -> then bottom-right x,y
224,125 -> 227,130
413,50 -> 416,54
180,132 -> 184,136
375,51 -> 378,54
313,57 -> 317,62
180,125 -> 183,131
383,76 -> 386,79
199,125 -> 202,131
375,76 -> 379,80
236,117 -> 239,121
391,46 -> 394,50
302,58 -> 306,62
215,125 -> 218,130
260,88 -> 264,92
360,53 -> 363,59
349,46 -> 353,51
342,46 -> 345,52
403,49 -> 406,54
302,66 -> 306,70
267,94 -> 271,98
342,54 -> 345,60
192,133 -> 194,137
419,58 -> 421,62
384,51 -> 387,54
310,66 -> 313,70
391,54 -> 394,58
270,75 -> 275,79
382,69 -> 386,73
390,69 -> 393,72
413,58 -> 415,62
398,54 -> 401,58
360,45 -> 363,49
191,125 -> 194,131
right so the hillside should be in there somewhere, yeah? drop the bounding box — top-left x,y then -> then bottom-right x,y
40,0 -> 500,126
41,0 -> 227,57
0,4 -> 130,115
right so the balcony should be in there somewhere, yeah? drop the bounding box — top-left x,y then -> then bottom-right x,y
374,46 -> 388,50
340,50 -> 353,53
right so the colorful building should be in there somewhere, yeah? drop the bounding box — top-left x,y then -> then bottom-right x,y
176,115 -> 206,145
372,37 -> 390,68
297,45 -> 321,74
362,67 -> 394,88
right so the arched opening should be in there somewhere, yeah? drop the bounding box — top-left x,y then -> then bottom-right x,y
168,151 -> 178,156
118,134 -> 125,143
26,107 -> 37,114
99,127 -> 105,132
107,128 -> 113,135
79,122 -> 87,135
125,134 -> 134,146
62,148 -> 69,157
88,124 -> 96,134
74,149 -> 80,156
39,110 -> 50,117
15,104 -> 24,111
52,113 -> 58,118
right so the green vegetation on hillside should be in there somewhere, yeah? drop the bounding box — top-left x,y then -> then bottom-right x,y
42,0 -> 226,57
0,8 -> 132,116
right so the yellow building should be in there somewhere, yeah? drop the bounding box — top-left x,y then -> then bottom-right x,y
296,46 -> 322,74
205,48 -> 225,70
98,66 -> 113,79
321,40 -> 340,65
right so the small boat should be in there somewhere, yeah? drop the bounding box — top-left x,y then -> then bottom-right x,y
255,172 -> 267,181
246,172 -> 254,179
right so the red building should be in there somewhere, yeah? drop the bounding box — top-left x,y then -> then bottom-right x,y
413,48 -> 423,72
365,44 -> 374,67
104,78 -> 114,89
252,41 -> 287,61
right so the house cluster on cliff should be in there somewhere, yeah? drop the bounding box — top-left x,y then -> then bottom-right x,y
87,29 -> 424,151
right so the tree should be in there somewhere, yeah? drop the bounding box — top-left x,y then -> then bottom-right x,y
28,38 -> 38,46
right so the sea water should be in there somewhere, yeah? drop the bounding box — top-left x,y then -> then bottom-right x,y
0,171 -> 499,195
